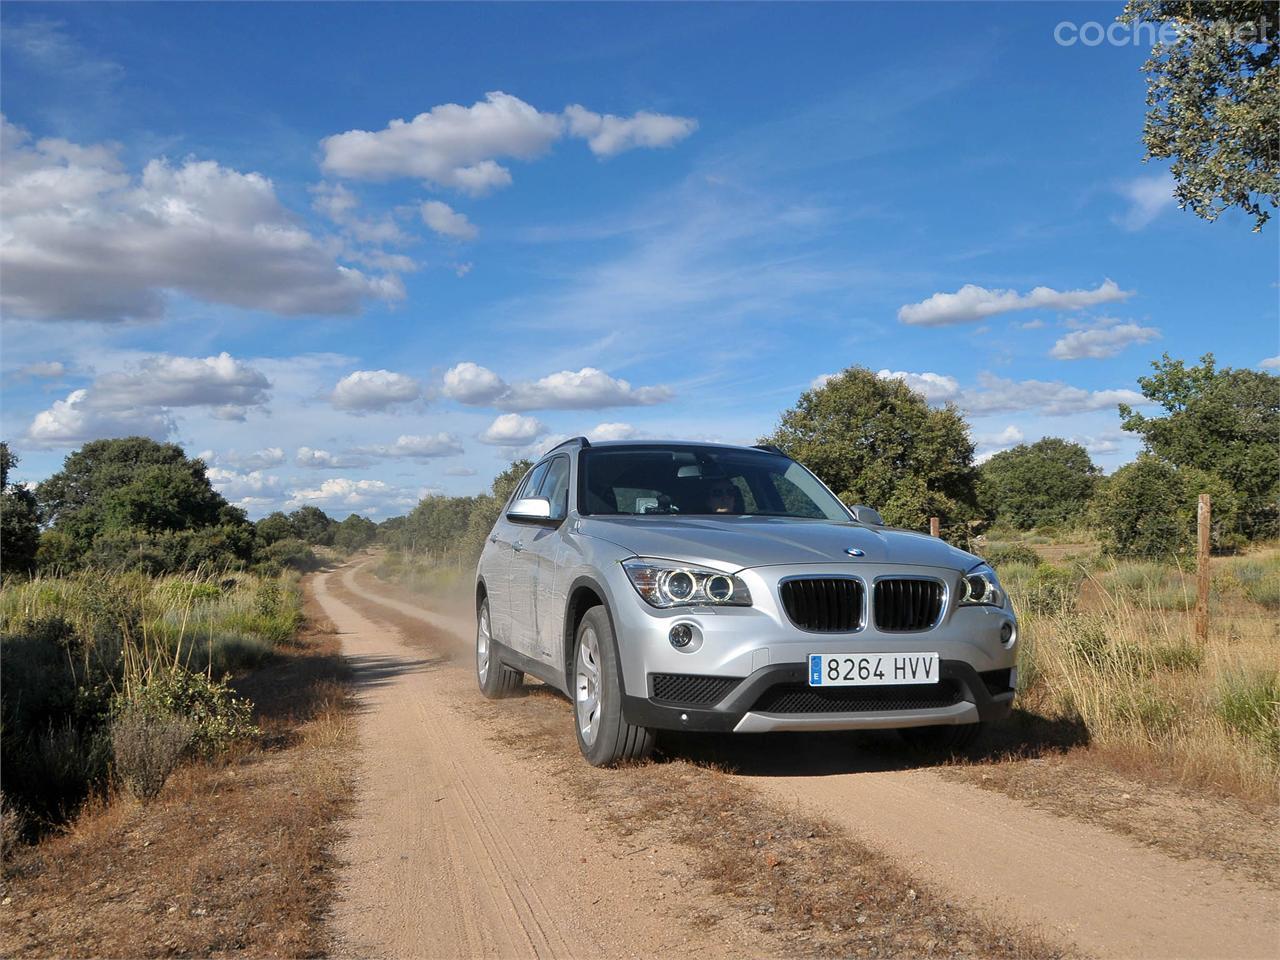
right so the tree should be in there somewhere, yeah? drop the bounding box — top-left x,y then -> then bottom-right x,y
287,506 -> 336,546
761,368 -> 980,530
977,439 -> 1100,530
1119,353 -> 1279,539
457,460 -> 533,561
1090,454 -> 1239,557
34,437 -> 252,571
1,442 -> 41,576
254,511 -> 295,546
1121,1 -> 1279,230
334,514 -> 377,553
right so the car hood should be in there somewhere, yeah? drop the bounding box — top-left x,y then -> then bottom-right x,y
578,515 -> 980,573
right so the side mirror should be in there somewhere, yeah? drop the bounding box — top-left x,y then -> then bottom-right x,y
850,504 -> 885,525
507,496 -> 555,524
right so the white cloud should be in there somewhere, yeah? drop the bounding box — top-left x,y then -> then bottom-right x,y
810,373 -> 837,390
421,200 -> 478,240
319,92 -> 697,192
1050,320 -> 1161,360
563,104 -> 697,157
93,352 -> 270,419
898,279 -> 1132,326
973,425 -> 1025,464
479,413 -> 546,446
0,117 -> 403,323
311,180 -> 409,246
1260,356 -> 1280,370
1018,319 -> 1046,330
589,422 -> 638,441
27,388 -> 173,446
207,466 -> 281,502
441,362 -> 672,411
875,369 -> 962,403
445,466 -> 478,477
330,369 -> 423,412
962,373 -> 1145,416
354,433 -> 465,459
213,447 -> 285,470
320,92 -> 563,194
24,351 -> 271,445
1115,173 -> 1174,231
295,447 -> 370,469
285,477 -> 417,515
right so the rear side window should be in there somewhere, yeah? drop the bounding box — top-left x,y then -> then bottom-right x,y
515,462 -> 550,502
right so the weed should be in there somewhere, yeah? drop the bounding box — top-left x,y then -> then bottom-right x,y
1215,670 -> 1280,759
111,709 -> 195,802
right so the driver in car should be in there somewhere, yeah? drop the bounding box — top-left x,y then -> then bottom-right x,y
706,481 -> 740,514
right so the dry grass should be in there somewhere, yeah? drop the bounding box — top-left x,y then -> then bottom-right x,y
0,589 -> 355,959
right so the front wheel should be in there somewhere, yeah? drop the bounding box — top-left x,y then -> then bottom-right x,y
573,607 -> 654,767
898,721 -> 983,754
476,598 -> 523,699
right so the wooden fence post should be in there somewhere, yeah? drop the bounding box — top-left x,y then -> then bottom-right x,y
929,516 -> 940,538
1195,494 -> 1210,643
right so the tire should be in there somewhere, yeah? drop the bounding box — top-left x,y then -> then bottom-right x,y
476,598 -> 523,699
898,721 -> 983,754
572,606 -> 655,767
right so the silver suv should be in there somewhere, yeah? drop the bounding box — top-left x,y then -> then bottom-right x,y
475,439 -> 1017,766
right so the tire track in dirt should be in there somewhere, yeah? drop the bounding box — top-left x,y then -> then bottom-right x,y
313,565 -> 740,960
338,562 -> 1280,960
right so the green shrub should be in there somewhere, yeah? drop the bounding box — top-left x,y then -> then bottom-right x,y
1215,669 -> 1280,758
261,538 -> 319,573
982,542 -> 1041,568
1016,563 -> 1083,616
118,668 -> 257,758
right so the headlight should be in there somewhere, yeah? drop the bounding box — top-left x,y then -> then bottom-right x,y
958,564 -> 1004,608
622,558 -> 752,609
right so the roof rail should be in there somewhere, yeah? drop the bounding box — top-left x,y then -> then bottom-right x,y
548,436 -> 591,452
752,443 -> 785,455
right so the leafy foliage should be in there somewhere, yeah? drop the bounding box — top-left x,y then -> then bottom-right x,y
1121,1 -> 1280,230
334,513 -> 377,553
1,442 -> 41,577
116,668 -> 257,759
110,709 -> 195,802
1119,353 -> 1279,539
977,439 -> 1099,530
34,437 -> 253,573
1090,454 -> 1239,557
761,368 -> 979,530
287,505 -> 336,546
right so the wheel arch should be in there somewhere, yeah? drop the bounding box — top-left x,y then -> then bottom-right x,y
563,575 -> 618,690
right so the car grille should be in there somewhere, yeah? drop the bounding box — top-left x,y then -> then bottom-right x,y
874,578 -> 945,631
779,577 -> 864,632
650,673 -> 739,707
750,680 -> 962,714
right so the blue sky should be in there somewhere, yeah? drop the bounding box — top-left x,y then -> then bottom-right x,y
2,2 -> 1276,519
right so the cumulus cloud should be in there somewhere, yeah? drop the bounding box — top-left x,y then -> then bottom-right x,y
1050,320 -> 1161,360
441,362 -> 672,411
210,447 -> 285,470
962,373 -> 1144,416
285,477 -> 418,515
479,413 -> 546,446
1115,173 -> 1174,231
294,447 -> 370,469
207,466 -> 282,503
973,425 -> 1025,464
421,200 -> 478,240
319,92 -> 696,192
875,369 -> 962,403
0,117 -> 403,323
25,351 -> 271,445
563,104 -> 697,157
898,279 -> 1132,326
311,180 -> 409,246
1260,356 -> 1280,370
330,369 -> 423,412
354,433 -> 465,459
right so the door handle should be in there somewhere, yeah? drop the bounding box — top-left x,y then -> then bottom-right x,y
512,541 -> 524,553
489,535 -> 499,544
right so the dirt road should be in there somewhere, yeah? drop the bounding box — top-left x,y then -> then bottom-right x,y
317,563 -> 1279,959
312,565 -> 745,960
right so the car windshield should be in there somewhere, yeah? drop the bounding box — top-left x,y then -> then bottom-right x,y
579,445 -> 850,520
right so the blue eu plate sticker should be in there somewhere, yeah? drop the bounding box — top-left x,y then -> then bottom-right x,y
809,654 -> 823,685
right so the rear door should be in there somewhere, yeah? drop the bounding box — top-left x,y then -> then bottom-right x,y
528,455 -> 572,664
504,459 -> 551,657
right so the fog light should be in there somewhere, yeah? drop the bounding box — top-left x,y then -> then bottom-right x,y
669,623 -> 693,648
1000,622 -> 1015,645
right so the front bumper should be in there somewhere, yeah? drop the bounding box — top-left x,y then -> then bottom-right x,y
621,659 -> 1015,733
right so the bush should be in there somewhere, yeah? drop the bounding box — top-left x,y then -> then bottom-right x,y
981,542 -> 1041,568
1090,455 -> 1239,558
1017,563 -> 1083,616
261,538 -> 319,573
1215,669 -> 1280,758
111,709 -> 195,801
120,668 -> 257,758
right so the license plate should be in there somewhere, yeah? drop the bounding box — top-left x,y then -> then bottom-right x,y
808,653 -> 939,686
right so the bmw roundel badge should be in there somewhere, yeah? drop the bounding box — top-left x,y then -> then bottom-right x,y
844,547 -> 865,557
